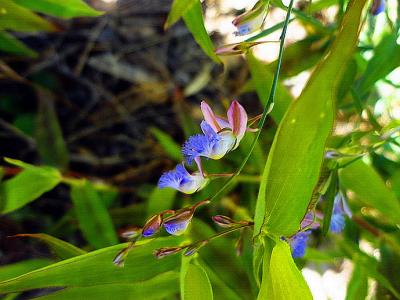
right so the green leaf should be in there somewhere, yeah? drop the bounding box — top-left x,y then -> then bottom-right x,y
182,261 -> 213,300
0,31 -> 37,57
151,127 -> 183,161
258,239 -> 312,300
1,159 -> 61,214
246,51 -> 292,123
182,1 -> 221,64
254,0 -> 367,237
165,0 -> 197,29
0,259 -> 52,282
356,33 -> 400,97
13,0 -> 103,19
0,0 -> 55,32
36,272 -> 179,300
70,180 -> 118,249
35,91 -> 69,170
147,185 -> 176,218
339,159 -> 400,224
11,233 -> 86,260
345,264 -> 368,300
0,237 -> 184,294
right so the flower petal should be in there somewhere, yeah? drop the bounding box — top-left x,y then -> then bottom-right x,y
201,101 -> 221,132
227,100 -> 248,141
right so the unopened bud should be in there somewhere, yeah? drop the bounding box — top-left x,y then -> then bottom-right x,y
212,215 -> 238,228
183,240 -> 208,257
154,247 -> 182,259
142,214 -> 162,237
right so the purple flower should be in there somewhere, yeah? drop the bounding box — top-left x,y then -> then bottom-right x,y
289,231 -> 312,258
182,100 -> 250,165
158,163 -> 209,194
330,193 -> 352,233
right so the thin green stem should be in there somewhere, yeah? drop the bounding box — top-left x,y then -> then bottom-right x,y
209,0 -> 295,202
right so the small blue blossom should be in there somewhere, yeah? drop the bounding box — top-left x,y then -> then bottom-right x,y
289,231 -> 312,258
158,163 -> 208,194
329,193 -> 351,233
182,122 -> 236,164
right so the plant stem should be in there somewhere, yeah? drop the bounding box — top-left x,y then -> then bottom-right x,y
209,0 -> 295,202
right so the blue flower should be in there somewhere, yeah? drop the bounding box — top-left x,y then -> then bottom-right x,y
330,193 -> 352,233
182,122 -> 236,164
158,163 -> 209,194
289,231 -> 312,258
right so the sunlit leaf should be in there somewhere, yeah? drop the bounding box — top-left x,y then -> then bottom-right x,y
11,233 -> 86,260
70,180 -> 118,249
345,264 -> 368,300
182,260 -> 213,300
14,0 -> 103,19
0,259 -> 52,282
0,31 -> 37,57
182,1 -> 221,64
0,0 -> 55,32
254,0 -> 367,237
356,32 -> 400,97
0,238 -> 184,294
1,158 -> 61,214
339,159 -> 400,224
36,272 -> 179,300
258,239 -> 312,299
165,0 -> 197,29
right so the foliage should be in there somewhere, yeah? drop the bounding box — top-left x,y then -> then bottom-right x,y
1,0 -> 400,299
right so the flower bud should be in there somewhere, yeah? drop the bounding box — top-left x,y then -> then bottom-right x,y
212,215 -> 239,228
232,0 -> 269,36
163,200 -> 209,236
163,209 -> 193,236
142,214 -> 162,237
119,227 -> 141,239
154,247 -> 182,259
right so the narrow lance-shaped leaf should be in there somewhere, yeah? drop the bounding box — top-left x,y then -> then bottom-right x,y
254,0 -> 367,237
0,31 -> 37,57
35,90 -> 69,170
257,239 -> 312,299
0,158 -> 61,214
182,1 -> 221,64
0,259 -> 52,282
165,0 -> 197,29
11,233 -> 86,260
35,272 -> 179,300
70,180 -> 118,249
339,159 -> 400,224
13,0 -> 103,19
0,0 -> 56,32
0,237 -> 184,294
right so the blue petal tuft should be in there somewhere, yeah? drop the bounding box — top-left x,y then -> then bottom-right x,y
330,213 -> 345,233
290,231 -> 312,258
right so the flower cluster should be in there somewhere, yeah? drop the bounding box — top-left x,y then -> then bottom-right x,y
158,100 -> 252,195
288,192 -> 352,258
